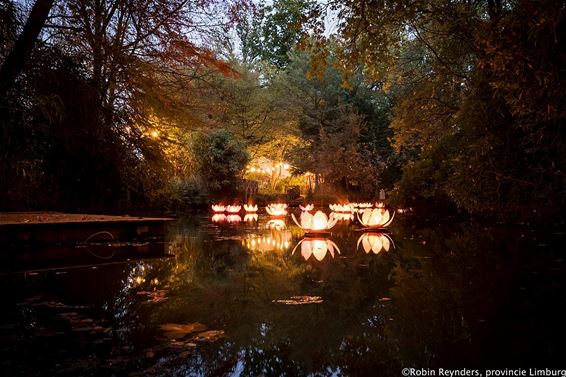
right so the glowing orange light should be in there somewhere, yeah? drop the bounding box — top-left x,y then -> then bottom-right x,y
291,210 -> 338,233
357,207 -> 395,229
299,204 -> 314,211
244,204 -> 258,212
357,232 -> 394,254
329,203 -> 354,212
292,238 -> 341,262
211,204 -> 225,212
266,203 -> 287,216
226,205 -> 241,213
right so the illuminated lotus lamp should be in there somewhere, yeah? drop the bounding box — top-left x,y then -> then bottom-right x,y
329,203 -> 353,213
266,203 -> 287,216
226,205 -> 241,213
211,214 -> 227,223
212,204 -> 225,212
244,204 -> 258,212
292,238 -> 341,262
266,219 -> 286,230
357,202 -> 373,209
357,207 -> 395,229
330,212 -> 354,221
299,204 -> 314,212
291,211 -> 338,235
357,232 -> 394,254
244,213 -> 258,222
375,202 -> 385,208
226,215 -> 242,223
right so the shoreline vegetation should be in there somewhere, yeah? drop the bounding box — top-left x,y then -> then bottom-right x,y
1,1 -> 564,223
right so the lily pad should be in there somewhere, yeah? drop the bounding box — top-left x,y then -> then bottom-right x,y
159,322 -> 207,339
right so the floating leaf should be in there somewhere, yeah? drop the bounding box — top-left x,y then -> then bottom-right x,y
273,295 -> 323,305
159,322 -> 207,339
193,330 -> 225,342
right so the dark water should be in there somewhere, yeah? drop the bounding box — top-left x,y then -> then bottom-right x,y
1,213 -> 566,376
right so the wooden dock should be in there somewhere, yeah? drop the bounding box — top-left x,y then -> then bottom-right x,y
0,212 -> 174,247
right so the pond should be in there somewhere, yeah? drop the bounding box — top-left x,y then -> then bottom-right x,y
1,212 -> 565,376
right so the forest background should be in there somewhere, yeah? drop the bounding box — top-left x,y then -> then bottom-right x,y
1,0 -> 564,220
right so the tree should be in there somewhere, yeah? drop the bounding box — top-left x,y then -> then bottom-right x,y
236,0 -> 317,68
0,0 -> 55,98
335,0 -> 566,215
284,47 -> 396,198
192,129 -> 249,196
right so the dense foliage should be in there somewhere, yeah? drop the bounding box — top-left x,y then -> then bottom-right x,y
334,0 -> 566,216
1,0 -> 564,219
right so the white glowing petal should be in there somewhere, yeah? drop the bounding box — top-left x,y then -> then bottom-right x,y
370,235 -> 383,254
362,235 -> 372,253
300,211 -> 313,229
301,240 -> 312,260
381,235 -> 391,251
380,210 -> 390,226
311,211 -> 328,230
362,209 -> 372,225
327,241 -> 335,258
311,240 -> 328,261
369,209 -> 382,226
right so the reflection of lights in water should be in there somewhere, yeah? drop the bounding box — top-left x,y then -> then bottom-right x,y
357,207 -> 395,229
244,204 -> 258,212
330,212 -> 354,221
125,262 -> 152,289
243,230 -> 292,252
291,210 -> 338,233
266,203 -> 287,216
292,238 -> 341,261
211,204 -> 225,212
212,214 -> 226,223
226,215 -> 242,223
212,214 -> 242,223
266,219 -> 286,230
244,214 -> 258,222
299,204 -> 314,211
357,233 -> 395,254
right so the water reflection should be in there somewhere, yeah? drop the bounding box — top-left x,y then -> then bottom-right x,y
243,229 -> 292,252
211,214 -> 242,223
266,219 -> 286,230
244,214 -> 258,222
2,216 -> 565,376
226,214 -> 242,223
211,213 -> 226,223
357,232 -> 394,254
292,237 -> 341,261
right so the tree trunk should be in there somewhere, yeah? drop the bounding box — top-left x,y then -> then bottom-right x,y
0,0 -> 55,98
